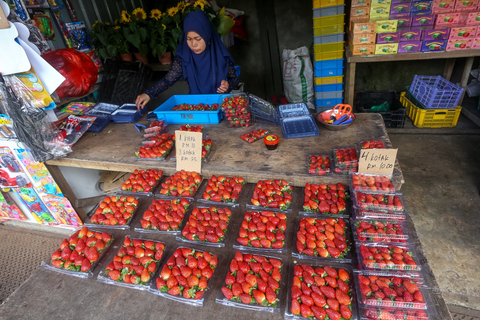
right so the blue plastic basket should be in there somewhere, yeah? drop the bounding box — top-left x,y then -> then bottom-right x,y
409,75 -> 464,109
316,83 -> 344,92
314,58 -> 344,70
315,97 -> 343,107
314,66 -> 344,77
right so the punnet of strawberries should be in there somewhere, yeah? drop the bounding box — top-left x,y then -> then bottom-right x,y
359,244 -> 420,271
135,133 -> 174,159
221,95 -> 251,127
159,170 -> 202,197
50,227 -> 113,273
351,173 -> 395,193
89,195 -> 139,226
289,264 -> 353,320
220,251 -> 282,308
236,210 -> 287,249
302,183 -> 348,214
295,217 -> 350,259
251,179 -> 293,211
240,128 -> 269,143
139,198 -> 190,231
178,124 -> 204,132
181,206 -> 232,243
361,306 -> 429,320
308,155 -> 331,176
202,175 -> 245,203
356,272 -> 426,309
155,247 -> 218,300
354,219 -> 408,243
121,169 -> 163,193
360,140 -> 385,149
354,192 -> 404,212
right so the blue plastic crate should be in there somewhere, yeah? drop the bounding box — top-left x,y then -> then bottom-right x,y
153,94 -> 224,124
409,75 -> 464,109
278,103 -> 319,139
314,58 -> 344,70
315,83 -> 344,92
111,104 -> 147,123
315,97 -> 343,107
315,66 -> 344,77
315,91 -> 343,100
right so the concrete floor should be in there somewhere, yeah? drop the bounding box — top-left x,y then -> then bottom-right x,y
1,100 -> 480,318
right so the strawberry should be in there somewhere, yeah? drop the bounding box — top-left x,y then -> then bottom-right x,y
324,265 -> 338,278
253,289 -> 267,305
109,269 -> 121,281
300,294 -> 314,307
291,299 -> 301,315
300,304 -> 313,318
403,280 -> 419,294
198,276 -> 208,289
320,286 -> 336,299
340,304 -> 352,319
265,287 -> 276,304
338,268 -> 350,281
232,283 -> 243,297
325,308 -> 341,320
168,286 -> 180,296
239,293 -> 251,304
336,289 -> 351,305
311,306 -> 327,319
327,298 -> 340,311
222,287 -> 233,300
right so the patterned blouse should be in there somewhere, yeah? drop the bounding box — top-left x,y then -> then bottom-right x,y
145,55 -> 239,99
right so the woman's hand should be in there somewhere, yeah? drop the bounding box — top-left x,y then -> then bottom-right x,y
217,80 -> 229,93
135,93 -> 151,110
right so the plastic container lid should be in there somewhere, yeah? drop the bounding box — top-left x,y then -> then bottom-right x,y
264,134 -> 279,146
352,218 -> 409,243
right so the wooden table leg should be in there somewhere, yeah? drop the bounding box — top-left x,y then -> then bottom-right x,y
345,61 -> 356,107
459,57 -> 475,105
443,58 -> 456,81
45,164 -> 87,222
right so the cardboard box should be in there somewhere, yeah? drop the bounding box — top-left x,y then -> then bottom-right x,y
432,0 -> 456,12
377,32 -> 401,42
398,41 -> 423,52
349,42 -> 376,54
390,12 -> 411,19
476,25 -> 480,36
351,5 -> 371,17
351,21 -> 377,33
421,39 -> 448,51
471,37 -> 480,48
375,43 -> 400,53
400,29 -> 424,40
435,12 -> 466,26
411,0 -> 434,14
350,32 -> 377,44
391,2 -> 412,13
396,16 -> 413,27
375,19 -> 399,32
466,12 -> 480,25
370,4 -> 391,16
371,0 -> 392,4
412,14 -> 436,26
446,38 -> 473,49
449,26 -> 477,39
352,0 -> 372,6
454,0 -> 479,11
423,28 -> 450,40
411,25 -> 434,31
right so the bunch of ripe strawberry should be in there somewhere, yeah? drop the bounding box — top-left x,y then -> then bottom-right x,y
172,103 -> 219,111
354,192 -> 404,212
155,247 -> 218,300
104,237 -> 165,286
236,210 -> 287,249
135,133 -> 174,159
360,140 -> 385,149
221,95 -> 251,127
181,206 -> 232,244
354,219 -> 407,243
240,128 -> 269,143
308,155 -> 331,176
89,195 -> 138,226
121,169 -> 163,193
221,251 -> 282,308
351,173 -> 395,193
50,227 -> 112,273
202,175 -> 245,203
178,124 -> 204,132
333,147 -> 358,174
251,179 -> 293,211
139,198 -> 190,232
359,244 -> 420,271
302,183 -> 348,215
158,171 -> 202,197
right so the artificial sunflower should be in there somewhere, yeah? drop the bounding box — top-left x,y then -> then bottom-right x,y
181,2 -> 191,12
132,8 -> 147,21
92,20 -> 99,29
114,25 -> 120,30
121,10 -> 131,23
162,24 -> 166,30
167,6 -> 179,16
194,0 -> 206,10
176,1 -> 185,11
150,9 -> 162,20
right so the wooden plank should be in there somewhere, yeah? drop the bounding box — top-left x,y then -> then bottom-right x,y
345,61 -> 356,107
443,59 -> 456,81
459,57 -> 475,105
46,113 -> 405,189
346,48 -> 480,63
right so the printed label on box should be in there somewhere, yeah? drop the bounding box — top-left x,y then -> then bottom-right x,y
412,14 -> 435,26
375,43 -> 400,53
423,28 -> 450,40
351,21 -> 377,33
391,3 -> 412,12
370,4 -> 391,15
396,16 -> 413,27
411,0 -> 433,14
449,26 -> 477,39
432,0 -> 456,11
351,32 -> 377,44
398,41 -> 423,52
372,0 -> 392,4
377,32 -> 401,43
454,0 -> 479,11
446,38 -> 473,50
351,5 -> 371,17
421,39 -> 448,51
400,29 -> 423,41
352,0 -> 372,6
375,19 -> 399,32
466,12 -> 480,25
436,12 -> 463,25
349,43 -> 376,54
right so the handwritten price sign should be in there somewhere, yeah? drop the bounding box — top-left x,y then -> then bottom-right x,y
175,130 -> 203,173
358,148 -> 398,175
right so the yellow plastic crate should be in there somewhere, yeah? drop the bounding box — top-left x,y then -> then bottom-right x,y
314,42 -> 345,53
314,24 -> 345,36
399,92 -> 462,128
313,14 -> 345,27
315,75 -> 344,85
314,49 -> 344,61
313,0 -> 345,8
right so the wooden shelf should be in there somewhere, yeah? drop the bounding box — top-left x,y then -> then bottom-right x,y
346,48 -> 480,63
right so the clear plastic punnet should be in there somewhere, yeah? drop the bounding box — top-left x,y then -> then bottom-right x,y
354,270 -> 431,311
353,192 -> 406,213
150,246 -> 221,306
196,175 -> 246,206
176,206 -> 234,247
333,147 -> 359,175
97,236 -> 166,291
307,154 -> 332,176
83,195 -> 140,230
232,210 -> 288,254
221,93 -> 252,128
357,243 -> 422,273
285,261 -> 358,320
358,139 -> 387,150
215,250 -> 285,313
157,171 -> 202,199
177,124 -> 205,133
352,218 -> 410,244
353,207 -> 408,221
134,133 -> 175,160
350,173 -> 395,194
249,179 -> 294,212
117,169 -> 163,196
300,182 -> 349,216
239,127 -> 270,143
133,198 -> 191,234
292,216 -> 353,263
42,227 -> 114,279
359,305 -> 431,320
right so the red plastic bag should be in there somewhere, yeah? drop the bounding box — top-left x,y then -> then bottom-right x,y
42,49 -> 98,98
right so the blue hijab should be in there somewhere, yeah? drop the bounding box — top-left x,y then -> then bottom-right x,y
175,11 -> 234,94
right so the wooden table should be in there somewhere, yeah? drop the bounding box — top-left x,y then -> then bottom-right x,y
45,113 -> 404,220
344,48 -> 479,107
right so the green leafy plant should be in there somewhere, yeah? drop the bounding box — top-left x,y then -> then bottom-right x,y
91,21 -> 130,60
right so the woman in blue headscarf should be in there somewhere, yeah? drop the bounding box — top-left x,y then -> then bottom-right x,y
135,10 -> 239,109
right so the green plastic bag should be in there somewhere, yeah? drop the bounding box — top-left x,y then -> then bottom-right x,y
216,8 -> 235,36
371,101 -> 390,112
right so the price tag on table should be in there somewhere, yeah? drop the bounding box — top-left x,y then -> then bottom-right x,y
175,130 -> 203,173
358,148 -> 398,175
